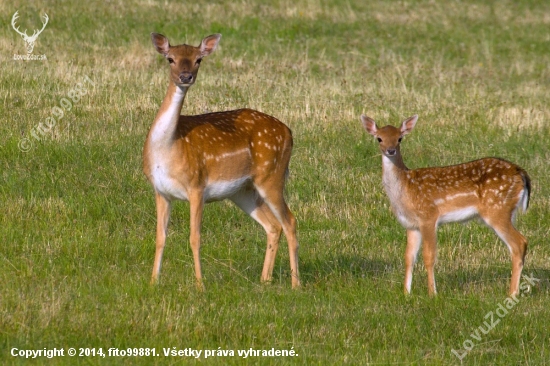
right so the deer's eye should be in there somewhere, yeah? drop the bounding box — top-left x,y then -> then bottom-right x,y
377,138 -> 382,143
398,137 -> 403,143
167,57 -> 174,64
196,58 -> 202,65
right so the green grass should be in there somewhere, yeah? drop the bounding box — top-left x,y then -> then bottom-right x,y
1,0 -> 550,364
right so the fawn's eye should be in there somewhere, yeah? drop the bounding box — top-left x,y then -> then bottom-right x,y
398,137 -> 403,143
377,138 -> 382,143
196,58 -> 202,65
167,57 -> 175,64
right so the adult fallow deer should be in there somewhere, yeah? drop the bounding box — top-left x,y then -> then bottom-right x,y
143,33 -> 300,289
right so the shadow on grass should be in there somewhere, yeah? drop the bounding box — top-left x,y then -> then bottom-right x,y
297,251 -> 549,296
432,266 -> 550,295
299,253 -> 395,284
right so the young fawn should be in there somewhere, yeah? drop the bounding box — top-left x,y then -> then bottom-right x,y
143,33 -> 300,289
361,114 -> 530,296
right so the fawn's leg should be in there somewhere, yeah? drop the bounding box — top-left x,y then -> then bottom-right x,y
419,224 -> 437,296
404,229 -> 422,294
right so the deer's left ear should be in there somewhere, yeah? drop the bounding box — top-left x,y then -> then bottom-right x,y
400,115 -> 418,136
200,34 -> 221,57
361,115 -> 378,137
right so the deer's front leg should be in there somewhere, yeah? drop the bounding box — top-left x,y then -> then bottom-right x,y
419,224 -> 437,296
189,189 -> 205,291
151,192 -> 171,284
404,229 -> 422,294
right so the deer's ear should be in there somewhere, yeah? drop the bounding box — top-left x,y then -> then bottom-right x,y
361,115 -> 378,137
200,34 -> 221,57
151,33 -> 170,56
400,115 -> 418,136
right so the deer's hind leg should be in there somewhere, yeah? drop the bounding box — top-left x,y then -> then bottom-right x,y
481,209 -> 527,296
231,189 -> 283,284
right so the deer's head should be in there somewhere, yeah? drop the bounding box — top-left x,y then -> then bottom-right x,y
151,33 -> 221,87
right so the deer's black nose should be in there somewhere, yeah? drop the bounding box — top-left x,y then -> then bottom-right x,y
179,72 -> 194,84
386,149 -> 397,156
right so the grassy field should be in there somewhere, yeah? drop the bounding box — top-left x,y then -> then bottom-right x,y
1,0 -> 549,364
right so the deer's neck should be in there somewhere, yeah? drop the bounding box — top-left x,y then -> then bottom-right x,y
148,82 -> 189,146
381,152 -> 410,208
382,151 -> 408,178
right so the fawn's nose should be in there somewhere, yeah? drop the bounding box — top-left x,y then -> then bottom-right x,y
386,148 -> 397,156
179,72 -> 194,84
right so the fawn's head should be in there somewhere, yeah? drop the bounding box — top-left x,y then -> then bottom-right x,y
151,33 -> 221,87
361,115 -> 418,157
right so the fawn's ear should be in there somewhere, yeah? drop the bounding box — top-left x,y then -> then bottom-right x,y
400,115 -> 418,136
200,34 -> 221,57
151,33 -> 170,56
361,115 -> 378,137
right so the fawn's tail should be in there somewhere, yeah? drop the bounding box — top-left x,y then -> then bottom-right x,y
519,169 -> 531,212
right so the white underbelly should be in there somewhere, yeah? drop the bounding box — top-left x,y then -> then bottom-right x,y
151,164 -> 250,202
204,176 -> 250,202
437,206 -> 479,225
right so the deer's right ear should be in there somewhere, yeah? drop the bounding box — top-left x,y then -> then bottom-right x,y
361,115 -> 378,137
151,33 -> 170,56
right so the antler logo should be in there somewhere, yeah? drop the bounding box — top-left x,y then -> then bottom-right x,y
11,11 -> 49,55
